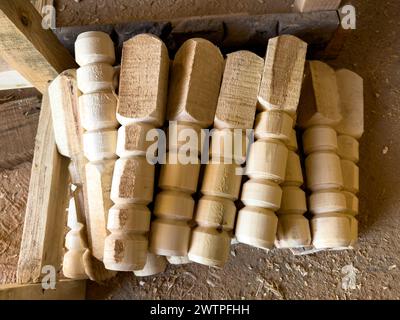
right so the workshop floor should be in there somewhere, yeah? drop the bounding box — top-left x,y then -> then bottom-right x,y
1,0 -> 399,299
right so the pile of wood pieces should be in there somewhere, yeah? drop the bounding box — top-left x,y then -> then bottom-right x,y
48,31 -> 363,281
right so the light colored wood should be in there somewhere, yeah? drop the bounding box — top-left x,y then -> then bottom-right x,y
246,139 -> 288,183
294,0 -> 341,12
338,135 -> 359,163
167,122 -> 203,155
79,92 -> 118,132
116,123 -> 154,158
159,153 -> 200,193
305,151 -> 343,192
0,69 -> 32,90
235,207 -> 278,250
167,38 -> 224,127
201,162 -> 242,200
343,191 -> 359,216
341,159 -> 359,194
63,193 -> 89,280
311,213 -> 352,249
85,160 -> 115,261
298,61 -> 342,128
283,151 -> 303,187
74,31 -> 115,67
0,0 -> 76,93
258,35 -> 307,117
335,69 -> 364,139
167,255 -> 191,265
189,197 -> 236,267
277,186 -> 307,215
302,125 -> 338,155
309,191 -> 347,214
82,130 -> 117,162
0,280 -> 86,300
117,34 -> 169,127
276,215 -> 311,248
241,179 -> 282,210
210,129 -> 249,163
104,204 -> 150,271
287,129 -> 298,152
17,94 -> 70,284
77,63 -> 116,94
254,110 -> 293,142
134,254 -> 167,277
214,50 -> 264,129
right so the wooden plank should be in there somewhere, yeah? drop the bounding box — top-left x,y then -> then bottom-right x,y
0,280 -> 86,300
0,57 -> 32,90
16,93 -> 70,284
0,0 -> 76,93
294,0 -> 341,12
0,96 -> 40,169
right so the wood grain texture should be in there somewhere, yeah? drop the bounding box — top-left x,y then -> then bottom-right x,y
0,0 -> 76,93
17,93 -> 70,284
0,280 -> 85,300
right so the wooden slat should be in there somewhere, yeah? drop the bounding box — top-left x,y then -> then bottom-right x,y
0,280 -> 86,300
0,0 -> 76,93
16,93 -> 70,284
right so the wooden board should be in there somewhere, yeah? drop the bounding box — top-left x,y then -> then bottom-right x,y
0,280 -> 85,300
0,96 -> 40,169
0,0 -> 76,93
16,93 -> 70,284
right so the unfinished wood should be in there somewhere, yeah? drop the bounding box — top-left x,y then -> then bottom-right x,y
75,31 -> 115,67
302,125 -> 338,155
341,159 -> 359,194
335,69 -> 364,139
276,215 -> 311,248
283,151 -> 303,187
258,35 -> 307,116
0,69 -> 32,90
83,130 -> 117,162
337,135 -> 359,163
134,254 -> 167,277
254,110 -> 293,142
0,280 -> 85,300
0,0 -> 76,93
277,186 -> 307,215
77,63 -> 116,94
167,255 -> 191,265
210,129 -> 249,163
241,179 -> 282,210
298,61 -> 342,128
214,51 -> 264,129
0,96 -> 40,169
167,38 -> 224,127
294,0 -> 341,12
312,213 -> 352,249
17,93 -> 70,284
30,0 -> 54,16
117,34 -> 169,127
116,123 -> 154,158
287,129 -> 298,152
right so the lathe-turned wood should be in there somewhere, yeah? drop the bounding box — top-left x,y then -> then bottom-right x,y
77,63 -> 116,94
78,92 -> 118,131
335,69 -> 364,139
235,206 -> 278,249
276,215 -> 311,248
189,196 -> 236,267
167,122 -> 203,155
117,34 -> 169,127
337,135 -> 359,163
63,195 -> 89,280
166,255 -> 191,265
305,151 -> 343,192
343,191 -> 359,216
74,31 -> 115,67
110,157 -> 155,205
302,125 -> 338,155
209,129 -> 250,164
254,110 -> 293,142
258,35 -> 307,116
201,162 -> 242,200
246,139 -> 288,183
167,38 -> 224,127
277,186 -> 307,215
287,129 -> 298,152
311,213 -> 352,249
214,50 -> 264,129
158,153 -> 200,193
283,151 -> 303,187
134,254 -> 167,277
150,190 -> 194,256
104,204 -> 150,271
298,61 -> 342,128
241,179 -> 282,210
48,69 -> 82,159
116,122 -> 154,158
82,129 -> 117,162
341,159 -> 359,194
309,190 -> 347,214
85,159 -> 115,261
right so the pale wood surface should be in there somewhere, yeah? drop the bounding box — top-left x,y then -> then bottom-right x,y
294,0 -> 341,12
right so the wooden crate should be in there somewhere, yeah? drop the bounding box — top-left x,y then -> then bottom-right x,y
0,0 -> 343,299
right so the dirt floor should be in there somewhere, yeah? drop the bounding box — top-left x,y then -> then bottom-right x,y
1,0 -> 400,299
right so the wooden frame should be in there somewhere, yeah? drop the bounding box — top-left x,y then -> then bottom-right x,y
0,0 -> 83,300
